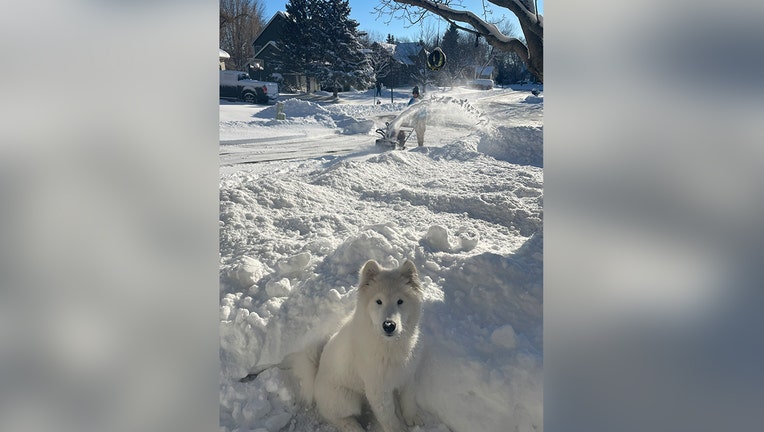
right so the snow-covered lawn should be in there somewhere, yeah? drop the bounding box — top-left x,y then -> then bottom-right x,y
219,85 -> 543,432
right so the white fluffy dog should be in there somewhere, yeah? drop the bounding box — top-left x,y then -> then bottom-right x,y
292,259 -> 424,432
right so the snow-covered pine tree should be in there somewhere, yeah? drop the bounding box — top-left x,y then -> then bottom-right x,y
276,0 -> 321,86
439,23 -> 464,86
309,0 -> 373,98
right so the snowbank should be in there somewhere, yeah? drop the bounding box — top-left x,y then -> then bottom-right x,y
479,126 -> 544,167
255,98 -> 375,135
219,87 -> 543,432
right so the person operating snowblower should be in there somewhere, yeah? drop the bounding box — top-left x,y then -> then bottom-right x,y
375,86 -> 428,149
375,47 -> 445,149
407,86 -> 427,147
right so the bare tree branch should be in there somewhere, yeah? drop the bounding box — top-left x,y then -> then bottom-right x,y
220,0 -> 266,71
220,12 -> 249,29
376,0 -> 542,82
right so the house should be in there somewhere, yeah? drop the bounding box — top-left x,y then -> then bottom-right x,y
371,41 -> 427,89
249,11 -> 317,93
252,12 -> 289,57
372,42 -> 427,67
393,42 -> 427,67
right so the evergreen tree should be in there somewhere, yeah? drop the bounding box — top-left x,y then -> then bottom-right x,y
441,24 -> 460,57
309,0 -> 373,97
439,23 -> 466,85
278,0 -> 319,75
386,34 -> 396,44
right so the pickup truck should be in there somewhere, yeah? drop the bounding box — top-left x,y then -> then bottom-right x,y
219,70 -> 279,104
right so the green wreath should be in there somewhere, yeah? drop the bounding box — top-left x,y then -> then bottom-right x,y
427,47 -> 446,71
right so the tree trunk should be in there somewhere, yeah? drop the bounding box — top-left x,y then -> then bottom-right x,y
517,18 -> 543,83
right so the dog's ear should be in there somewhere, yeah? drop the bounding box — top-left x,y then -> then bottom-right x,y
400,259 -> 422,291
359,260 -> 381,288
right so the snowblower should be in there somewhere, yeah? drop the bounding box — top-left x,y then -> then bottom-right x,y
375,122 -> 414,150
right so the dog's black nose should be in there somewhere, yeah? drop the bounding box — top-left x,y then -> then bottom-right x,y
383,320 -> 396,334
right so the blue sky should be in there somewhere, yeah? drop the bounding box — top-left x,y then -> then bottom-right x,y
260,0 -> 543,43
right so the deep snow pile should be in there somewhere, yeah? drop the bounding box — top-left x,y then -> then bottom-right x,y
254,98 -> 377,135
219,88 -> 543,432
479,126 -> 544,167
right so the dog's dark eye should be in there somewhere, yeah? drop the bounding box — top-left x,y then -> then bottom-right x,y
376,299 -> 382,305
397,299 -> 403,305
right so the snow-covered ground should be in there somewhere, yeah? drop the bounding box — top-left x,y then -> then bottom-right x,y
219,85 -> 544,432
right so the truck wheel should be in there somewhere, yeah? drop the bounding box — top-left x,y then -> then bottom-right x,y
242,91 -> 256,104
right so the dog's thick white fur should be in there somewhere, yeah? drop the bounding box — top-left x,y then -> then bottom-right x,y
291,259 -> 424,432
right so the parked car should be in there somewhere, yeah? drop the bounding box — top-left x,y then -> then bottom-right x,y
219,70 -> 279,104
468,79 -> 494,90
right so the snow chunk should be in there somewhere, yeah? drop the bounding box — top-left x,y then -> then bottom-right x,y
490,324 -> 518,349
422,225 -> 451,252
265,278 -> 292,298
327,288 -> 343,302
242,398 -> 271,423
422,225 -> 480,253
275,252 -> 311,278
220,305 -> 232,321
227,256 -> 269,290
325,225 -> 407,275
456,227 -> 479,252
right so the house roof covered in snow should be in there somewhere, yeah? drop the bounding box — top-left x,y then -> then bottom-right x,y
254,41 -> 281,59
375,42 -> 395,55
393,42 -> 424,65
